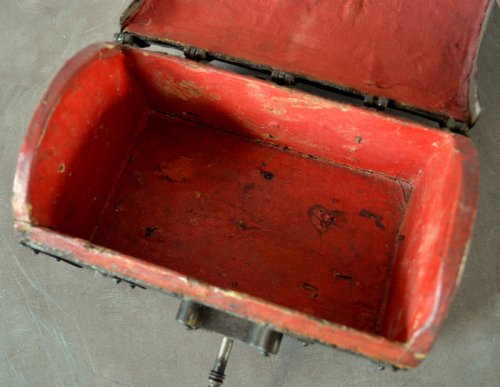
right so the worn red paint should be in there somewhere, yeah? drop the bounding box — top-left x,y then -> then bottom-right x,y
13,43 -> 478,368
123,0 -> 491,124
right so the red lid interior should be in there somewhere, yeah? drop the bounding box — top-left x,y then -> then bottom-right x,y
122,0 -> 491,124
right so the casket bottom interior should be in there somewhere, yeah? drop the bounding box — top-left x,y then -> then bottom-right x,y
22,45 -> 475,354
92,111 -> 406,333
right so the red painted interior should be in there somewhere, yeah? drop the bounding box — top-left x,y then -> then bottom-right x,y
13,44 -> 479,367
92,112 -> 408,332
123,0 -> 491,123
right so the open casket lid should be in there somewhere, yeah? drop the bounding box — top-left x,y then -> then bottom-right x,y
121,0 -> 491,125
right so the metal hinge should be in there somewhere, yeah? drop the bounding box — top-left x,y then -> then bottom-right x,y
442,118 -> 469,134
363,95 -> 389,111
270,70 -> 296,85
114,32 -> 150,48
183,46 -> 210,61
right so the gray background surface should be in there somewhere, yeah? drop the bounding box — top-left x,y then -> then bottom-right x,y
1,1 -> 499,386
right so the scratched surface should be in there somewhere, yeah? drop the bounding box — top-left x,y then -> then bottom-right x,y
0,2 -> 499,386
92,112 -> 407,333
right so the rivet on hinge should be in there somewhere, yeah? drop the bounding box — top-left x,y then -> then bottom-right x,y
183,46 -> 209,61
364,95 -> 389,110
271,70 -> 296,85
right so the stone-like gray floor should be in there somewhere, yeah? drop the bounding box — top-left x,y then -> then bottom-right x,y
1,2 -> 499,386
